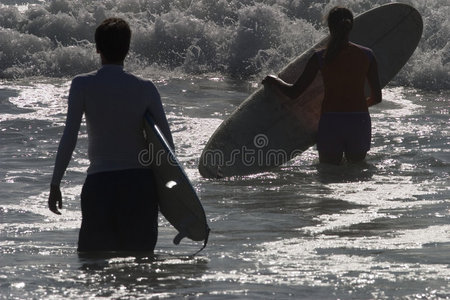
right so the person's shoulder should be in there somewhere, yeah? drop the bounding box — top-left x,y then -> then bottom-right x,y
315,47 -> 326,55
68,71 -> 97,97
350,43 -> 374,54
350,42 -> 375,60
124,71 -> 160,96
71,70 -> 97,85
123,70 -> 152,84
313,48 -> 326,60
75,69 -> 98,78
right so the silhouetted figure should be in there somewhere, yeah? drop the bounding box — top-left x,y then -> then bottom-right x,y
263,7 -> 382,165
48,18 -> 173,252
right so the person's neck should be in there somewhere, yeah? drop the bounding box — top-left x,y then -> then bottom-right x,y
101,56 -> 124,66
101,61 -> 124,66
98,51 -> 125,66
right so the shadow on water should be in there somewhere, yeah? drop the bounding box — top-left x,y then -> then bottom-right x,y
77,251 -> 209,296
315,160 -> 377,184
0,88 -> 33,114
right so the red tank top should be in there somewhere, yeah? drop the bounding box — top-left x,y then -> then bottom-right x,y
317,43 -> 374,113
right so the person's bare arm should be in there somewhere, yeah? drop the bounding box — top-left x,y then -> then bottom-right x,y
366,57 -> 382,107
262,53 -> 319,100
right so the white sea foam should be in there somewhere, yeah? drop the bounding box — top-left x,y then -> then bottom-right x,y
0,0 -> 448,90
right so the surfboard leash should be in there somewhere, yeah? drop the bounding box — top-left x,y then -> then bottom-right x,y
191,227 -> 210,256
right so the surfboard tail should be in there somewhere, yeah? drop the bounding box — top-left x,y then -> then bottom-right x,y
144,111 -> 210,251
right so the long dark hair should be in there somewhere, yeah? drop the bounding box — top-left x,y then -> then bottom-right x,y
324,7 -> 353,63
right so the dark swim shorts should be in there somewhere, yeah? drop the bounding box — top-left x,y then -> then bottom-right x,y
78,168 -> 158,252
317,112 -> 371,154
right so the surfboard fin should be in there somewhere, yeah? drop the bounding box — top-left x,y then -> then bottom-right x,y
173,232 -> 186,245
173,227 -> 210,256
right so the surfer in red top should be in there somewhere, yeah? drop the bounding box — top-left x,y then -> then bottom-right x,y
263,7 -> 382,165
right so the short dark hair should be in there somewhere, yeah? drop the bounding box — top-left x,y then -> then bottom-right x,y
95,18 -> 131,62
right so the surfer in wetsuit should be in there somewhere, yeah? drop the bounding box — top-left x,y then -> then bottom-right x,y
48,18 -> 173,252
262,7 -> 382,164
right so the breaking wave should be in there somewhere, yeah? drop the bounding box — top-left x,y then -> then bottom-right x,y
0,0 -> 448,90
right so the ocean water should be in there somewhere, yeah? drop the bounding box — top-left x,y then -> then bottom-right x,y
0,0 -> 449,299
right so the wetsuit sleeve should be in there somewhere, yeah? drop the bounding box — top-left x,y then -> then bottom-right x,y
50,77 -> 84,186
146,82 -> 175,150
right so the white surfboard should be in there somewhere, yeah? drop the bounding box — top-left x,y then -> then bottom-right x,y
142,112 -> 209,249
198,3 -> 423,178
